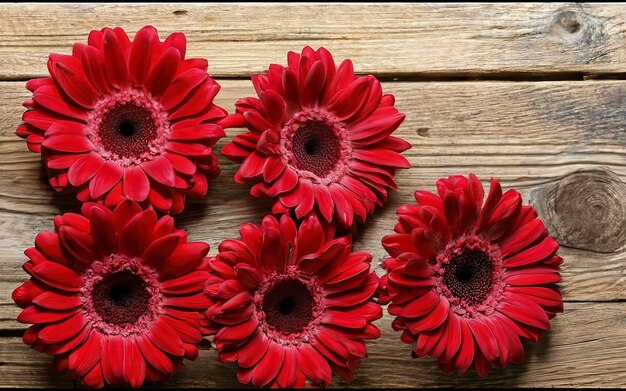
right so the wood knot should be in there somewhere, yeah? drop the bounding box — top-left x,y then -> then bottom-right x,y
549,6 -> 608,59
416,127 -> 430,137
539,168 -> 626,253
555,10 -> 582,34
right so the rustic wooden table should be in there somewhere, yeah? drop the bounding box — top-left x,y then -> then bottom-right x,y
0,3 -> 625,388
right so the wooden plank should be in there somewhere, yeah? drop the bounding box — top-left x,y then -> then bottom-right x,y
2,3 -> 626,79
0,79 -> 625,331
0,303 -> 623,388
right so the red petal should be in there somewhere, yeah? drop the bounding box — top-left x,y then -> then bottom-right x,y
123,165 -> 150,202
38,312 -> 86,344
294,180 -> 315,218
169,82 -> 220,121
500,218 -> 546,258
136,335 -> 173,375
13,279 -> 47,308
467,319 -> 499,362
297,344 -> 331,386
153,215 -> 175,238
68,331 -> 103,377
164,292 -> 211,310
141,157 -> 176,187
504,236 -> 558,267
215,317 -> 259,343
89,162 -> 124,199
329,183 -> 354,227
164,153 -> 196,176
259,89 -> 286,125
405,297 -> 450,334
252,342 -> 285,387
504,269 -> 561,285
323,309 -> 366,329
82,46 -> 111,94
148,319 -> 185,356
398,289 -> 440,318
42,134 -> 92,153
148,185 -> 173,212
444,312 -> 462,361
161,68 -> 208,111
119,209 -> 157,258
300,60 -> 325,108
33,93 -> 88,121
415,324 -> 445,357
129,26 -> 157,86
162,314 -> 202,343
161,270 -> 210,295
124,339 -> 146,388
47,153 -> 85,170
159,242 -> 209,278
277,346 -> 298,388
32,291 -> 81,311
163,32 -> 187,58
353,148 -> 410,169
113,199 -> 142,232
50,59 -> 99,108
143,234 -> 181,269
327,76 -> 371,121
237,331 -> 270,368
103,29 -> 128,88
325,272 -> 378,307
295,215 -> 325,259
46,324 -> 89,355
484,316 -> 511,368
455,319 -> 475,375
268,167 -> 298,195
89,208 -> 117,256
30,262 -> 82,292
165,141 -> 210,157
146,47 -> 180,98
497,295 -> 550,330
480,190 -> 522,241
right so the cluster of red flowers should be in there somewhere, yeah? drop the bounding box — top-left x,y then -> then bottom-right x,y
12,26 -> 562,388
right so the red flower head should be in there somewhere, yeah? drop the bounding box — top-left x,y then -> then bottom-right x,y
379,174 -> 563,376
16,26 -> 227,214
222,46 -> 411,228
12,200 -> 211,388
203,214 -> 382,387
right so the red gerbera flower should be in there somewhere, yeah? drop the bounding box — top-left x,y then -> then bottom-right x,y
221,46 -> 411,228
16,26 -> 227,214
379,174 -> 563,376
203,214 -> 382,387
12,200 -> 211,388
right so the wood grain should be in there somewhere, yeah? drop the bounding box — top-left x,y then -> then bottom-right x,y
0,303 -> 623,388
1,3 -> 626,79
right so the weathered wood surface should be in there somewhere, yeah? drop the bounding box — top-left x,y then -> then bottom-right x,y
1,303 -> 624,389
2,3 -> 626,79
0,2 -> 625,389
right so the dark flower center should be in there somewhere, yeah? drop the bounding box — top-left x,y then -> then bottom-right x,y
291,120 -> 341,178
443,250 -> 494,306
91,270 -> 151,326
262,279 -> 314,334
98,103 -> 157,158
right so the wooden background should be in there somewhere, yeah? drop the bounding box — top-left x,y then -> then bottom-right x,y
0,3 -> 625,388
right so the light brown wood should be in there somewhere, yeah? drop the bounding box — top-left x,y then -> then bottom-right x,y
1,3 -> 625,388
0,303 -> 624,388
2,3 -> 626,79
